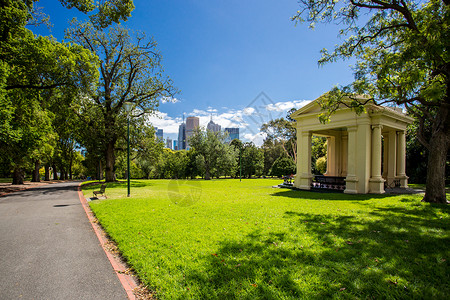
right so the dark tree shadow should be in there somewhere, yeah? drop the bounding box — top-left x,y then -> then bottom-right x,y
271,189 -> 395,201
185,203 -> 449,299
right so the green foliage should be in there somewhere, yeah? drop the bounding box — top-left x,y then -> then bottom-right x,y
270,156 -> 296,177
261,117 -> 296,161
405,123 -> 433,184
189,129 -> 238,180
241,142 -> 264,178
86,179 -> 450,299
66,21 -> 176,181
311,136 -> 327,174
315,156 -> 327,175
261,139 -> 285,176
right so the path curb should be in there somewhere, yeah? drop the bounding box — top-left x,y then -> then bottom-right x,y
77,185 -> 138,300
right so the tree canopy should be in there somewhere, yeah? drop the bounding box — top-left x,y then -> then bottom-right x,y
294,0 -> 450,203
0,0 -> 136,183
66,21 -> 176,182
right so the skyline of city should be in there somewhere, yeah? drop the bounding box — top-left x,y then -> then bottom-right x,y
160,115 -> 241,150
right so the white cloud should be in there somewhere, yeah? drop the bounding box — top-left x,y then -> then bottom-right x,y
243,107 -> 255,115
243,132 -> 267,147
192,109 -> 210,116
266,100 -> 311,112
160,96 -> 180,104
146,111 -> 181,134
151,97 -> 312,144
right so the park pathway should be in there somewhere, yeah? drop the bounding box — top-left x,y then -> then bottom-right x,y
0,181 -> 127,300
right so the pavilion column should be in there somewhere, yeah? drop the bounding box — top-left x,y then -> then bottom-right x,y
340,135 -> 348,177
382,135 -> 388,179
344,126 -> 358,194
295,130 -> 312,190
325,136 -> 336,176
387,130 -> 397,187
369,124 -> 385,193
396,130 -> 408,188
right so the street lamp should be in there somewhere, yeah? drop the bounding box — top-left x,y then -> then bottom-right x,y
123,102 -> 133,197
239,147 -> 242,182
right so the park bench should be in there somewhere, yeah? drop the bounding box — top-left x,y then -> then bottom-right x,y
93,184 -> 107,198
312,175 -> 346,191
282,175 -> 294,185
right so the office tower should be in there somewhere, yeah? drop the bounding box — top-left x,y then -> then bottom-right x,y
225,128 -> 239,143
185,116 -> 199,150
156,128 -> 163,142
173,140 -> 178,151
166,137 -> 172,149
207,117 -> 221,132
178,123 -> 186,150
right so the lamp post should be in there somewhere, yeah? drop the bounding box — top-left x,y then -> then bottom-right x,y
239,147 -> 242,182
123,102 -> 133,197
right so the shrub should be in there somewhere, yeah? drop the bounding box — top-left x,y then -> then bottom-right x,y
270,157 -> 296,177
315,156 -> 327,174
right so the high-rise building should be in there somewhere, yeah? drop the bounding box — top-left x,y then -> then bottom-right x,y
155,128 -> 163,142
166,137 -> 172,149
178,123 -> 186,150
207,117 -> 221,132
173,140 -> 178,150
225,128 -> 239,143
185,116 -> 199,150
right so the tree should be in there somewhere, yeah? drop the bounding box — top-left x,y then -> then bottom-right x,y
188,129 -> 236,180
294,0 -> 450,203
261,139 -> 286,176
66,21 -> 176,182
241,142 -> 264,178
270,157 -> 296,177
260,116 -> 297,162
406,122 -> 430,183
215,142 -> 238,178
0,0 -> 106,184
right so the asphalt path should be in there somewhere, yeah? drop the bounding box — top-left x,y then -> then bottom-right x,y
0,181 -> 127,300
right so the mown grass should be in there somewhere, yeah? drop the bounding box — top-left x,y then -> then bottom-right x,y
83,179 -> 450,299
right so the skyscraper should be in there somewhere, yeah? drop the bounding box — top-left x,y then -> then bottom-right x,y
225,128 -> 239,143
207,116 -> 221,132
185,116 -> 199,150
173,140 -> 178,150
155,128 -> 163,142
178,122 -> 186,150
166,137 -> 172,149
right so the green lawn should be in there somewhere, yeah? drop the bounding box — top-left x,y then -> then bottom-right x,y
83,179 -> 449,299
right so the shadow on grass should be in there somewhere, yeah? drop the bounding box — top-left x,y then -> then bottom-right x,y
186,204 -> 449,299
271,189 -> 394,201
81,181 -> 150,190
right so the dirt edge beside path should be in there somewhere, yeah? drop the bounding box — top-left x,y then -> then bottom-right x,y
0,180 -> 71,196
77,184 -> 155,300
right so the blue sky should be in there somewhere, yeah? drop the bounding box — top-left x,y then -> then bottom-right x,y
30,0 -> 355,145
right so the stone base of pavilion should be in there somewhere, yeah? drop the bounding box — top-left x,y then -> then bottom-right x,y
277,183 -> 424,195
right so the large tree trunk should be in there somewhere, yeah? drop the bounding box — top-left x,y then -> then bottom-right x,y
31,160 -> 40,182
423,105 -> 450,204
204,161 -> 211,180
52,164 -> 58,180
59,165 -> 66,180
69,157 -> 73,180
12,168 -> 24,185
44,164 -> 50,181
97,160 -> 103,180
105,139 -> 116,182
